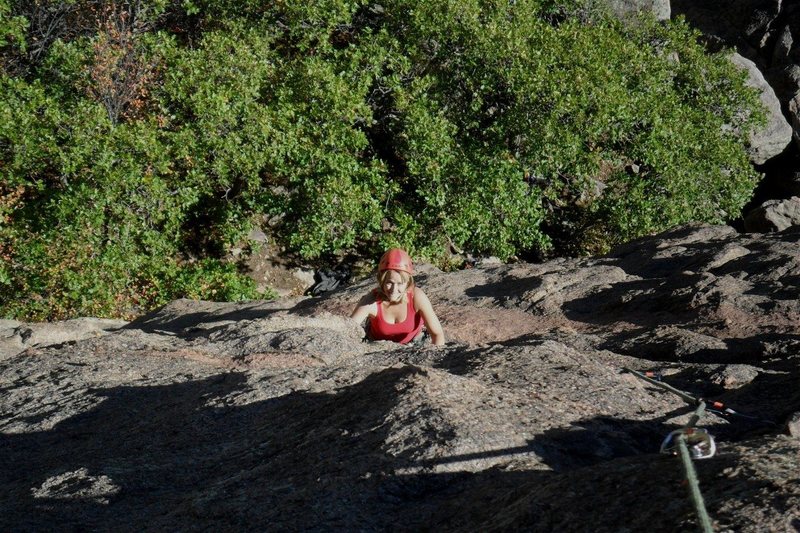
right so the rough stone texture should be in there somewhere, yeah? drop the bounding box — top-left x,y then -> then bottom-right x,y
671,0 -> 782,58
0,318 -> 126,361
729,53 -> 793,165
673,0 -> 800,198
786,412 -> 800,437
31,468 -> 121,506
744,196 -> 800,231
600,0 -> 670,21
241,238 -> 315,297
708,364 -> 760,390
791,93 -> 800,150
2,223 -> 800,531
0,320 -> 23,359
764,64 -> 800,113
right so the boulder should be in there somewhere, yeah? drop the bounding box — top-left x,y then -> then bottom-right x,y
708,363 -> 760,389
729,53 -> 793,165
764,64 -> 800,107
744,196 -> 800,231
790,93 -> 800,149
788,412 -> 800,437
771,23 -> 794,66
671,0 -> 782,56
0,320 -> 23,360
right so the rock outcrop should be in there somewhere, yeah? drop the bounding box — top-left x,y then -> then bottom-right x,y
744,195 -> 800,231
0,318 -> 127,361
672,0 -> 800,227
2,224 -> 799,531
729,53 -> 793,165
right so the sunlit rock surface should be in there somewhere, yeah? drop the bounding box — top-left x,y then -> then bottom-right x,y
2,224 -> 799,531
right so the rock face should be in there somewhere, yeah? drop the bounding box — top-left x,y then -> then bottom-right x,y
672,0 -> 800,230
670,0 -> 781,56
729,53 -> 793,165
2,224 -> 800,531
744,195 -> 800,231
0,318 -> 126,361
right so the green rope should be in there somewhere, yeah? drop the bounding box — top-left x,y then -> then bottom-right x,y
682,401 -> 714,532
623,367 -> 698,405
677,433 -> 715,533
624,368 -> 716,533
687,400 -> 706,429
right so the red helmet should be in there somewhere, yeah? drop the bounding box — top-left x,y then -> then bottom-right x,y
378,248 -> 413,274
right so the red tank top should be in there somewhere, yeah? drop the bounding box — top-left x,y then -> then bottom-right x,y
368,290 -> 424,344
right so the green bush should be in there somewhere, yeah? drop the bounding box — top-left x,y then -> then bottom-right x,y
0,0 -> 763,320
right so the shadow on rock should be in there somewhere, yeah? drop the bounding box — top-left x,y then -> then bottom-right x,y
601,328 -> 800,367
464,276 -> 543,302
1,367 -> 438,530
597,225 -> 740,279
396,415 -> 664,472
620,366 -> 795,440
528,417 -> 664,470
2,363 -> 796,531
125,300 -> 291,337
562,275 -> 707,328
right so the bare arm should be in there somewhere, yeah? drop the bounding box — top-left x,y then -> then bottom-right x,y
350,293 -> 377,325
413,287 -> 445,346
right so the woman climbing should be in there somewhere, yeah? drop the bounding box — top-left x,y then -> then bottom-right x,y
350,248 -> 445,346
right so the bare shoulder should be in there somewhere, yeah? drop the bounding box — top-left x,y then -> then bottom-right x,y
412,285 -> 445,345
412,286 -> 433,307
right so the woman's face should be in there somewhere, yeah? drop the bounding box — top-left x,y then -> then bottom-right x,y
381,270 -> 408,303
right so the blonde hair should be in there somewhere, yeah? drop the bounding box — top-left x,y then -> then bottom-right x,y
376,269 -> 415,300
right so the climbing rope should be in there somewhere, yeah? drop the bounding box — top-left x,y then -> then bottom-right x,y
625,367 -> 698,404
676,430 -> 715,533
629,368 -> 778,426
623,368 -> 716,533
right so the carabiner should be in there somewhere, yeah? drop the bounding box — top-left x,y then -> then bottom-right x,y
659,427 -> 716,459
